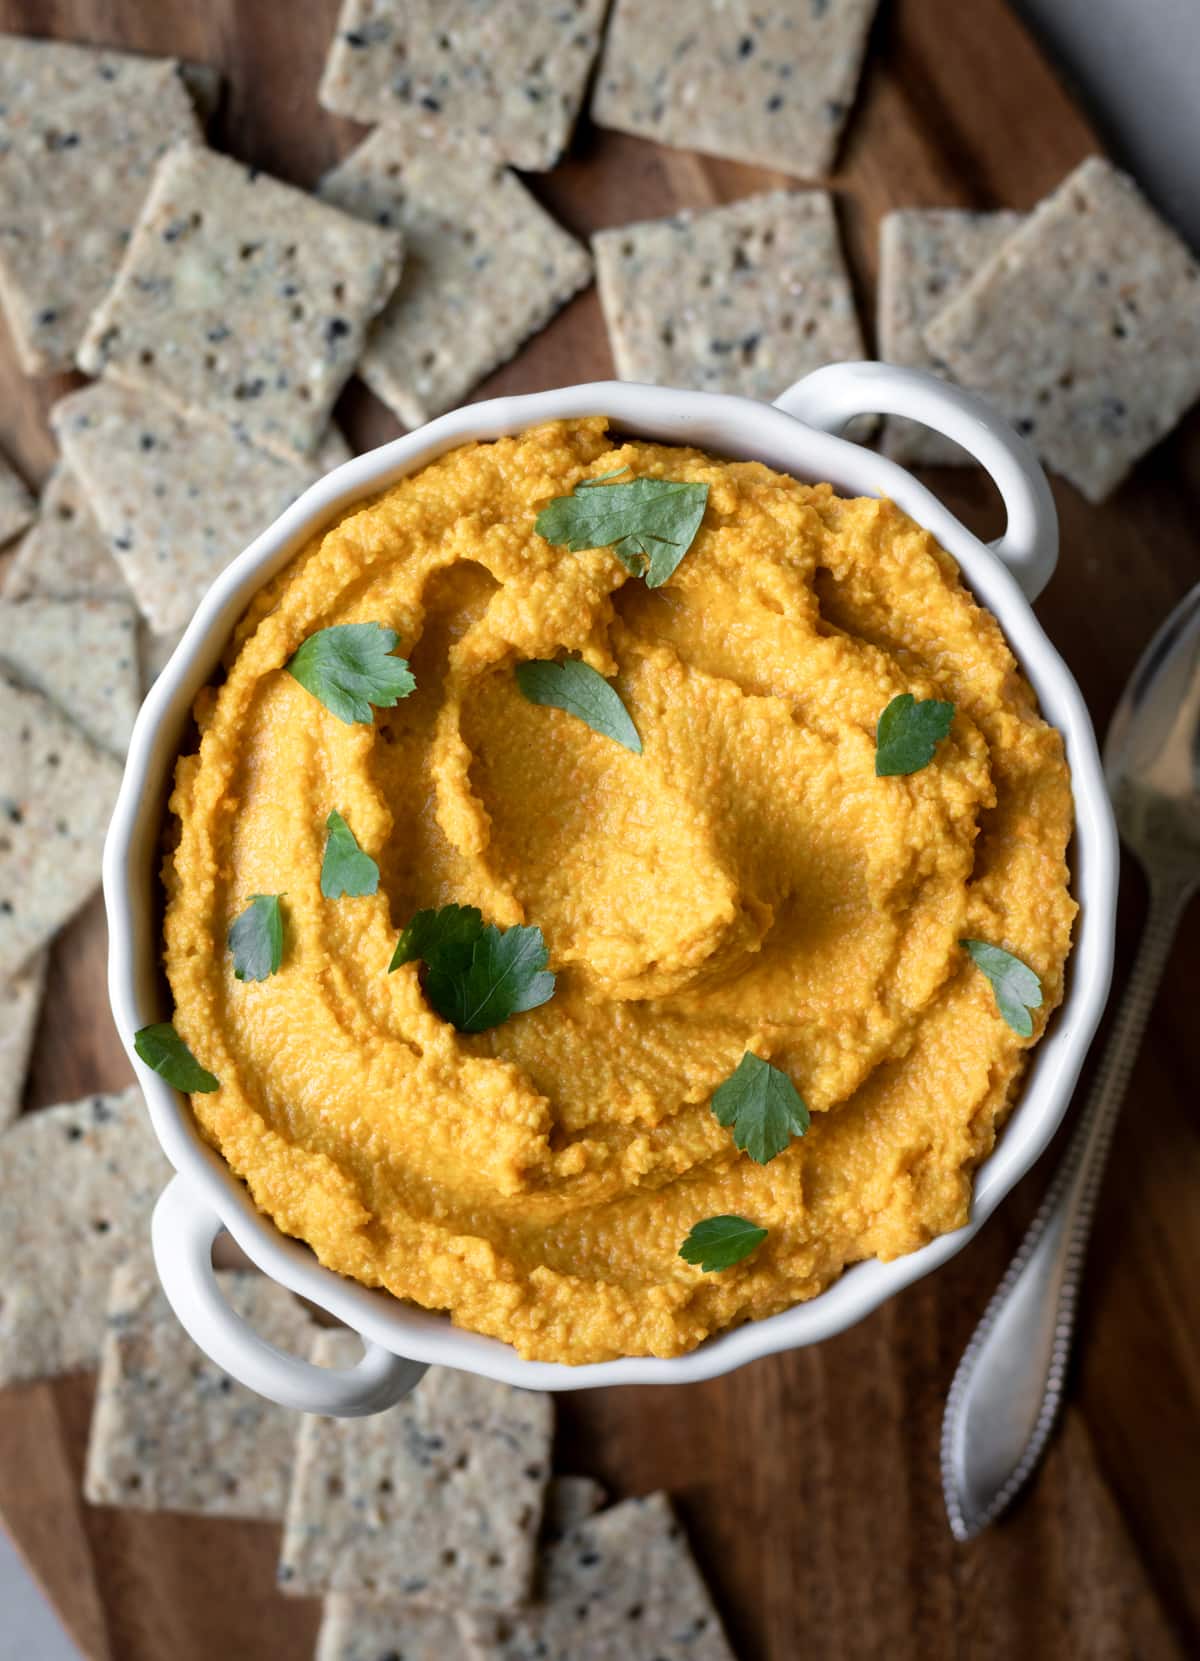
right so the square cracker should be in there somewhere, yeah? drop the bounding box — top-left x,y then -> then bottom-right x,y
878,208 -> 1023,467
85,1262 -> 316,1520
279,1333 -> 553,1607
924,156 -> 1200,503
52,381 -> 347,636
0,448 -> 33,548
315,1602 -> 464,1661
593,190 -> 864,401
0,951 -> 45,1130
318,0 -> 608,173
2,462 -> 130,604
0,674 -> 123,980
591,0 -> 878,179
0,36 -> 200,374
318,129 -> 592,429
0,1088 -> 169,1384
461,1492 -> 736,1661
0,595 -> 140,757
313,1475 -> 607,1661
78,142 -> 403,463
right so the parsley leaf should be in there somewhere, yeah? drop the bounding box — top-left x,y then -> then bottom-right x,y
287,622 -> 415,725
711,1052 -> 810,1164
228,894 -> 285,981
320,810 -> 380,899
391,904 -> 556,1032
388,903 -> 483,974
875,693 -> 955,776
679,1215 -> 768,1273
961,939 -> 1043,1037
134,1022 -> 219,1093
515,659 -> 642,753
535,476 -> 709,588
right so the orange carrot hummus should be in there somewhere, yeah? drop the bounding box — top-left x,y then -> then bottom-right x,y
164,417 -> 1075,1364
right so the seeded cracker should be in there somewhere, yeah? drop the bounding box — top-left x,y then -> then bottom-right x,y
0,595 -> 140,757
0,951 -> 45,1130
0,675 -> 123,980
318,129 -> 592,428
461,1493 -> 736,1661
0,448 -> 32,547
313,1476 -> 607,1661
140,625 -> 185,692
594,190 -> 864,401
878,208 -> 1024,467
0,37 -> 200,374
924,157 -> 1200,503
78,142 -> 403,463
592,0 -> 878,179
315,1602 -> 465,1661
279,1333 -> 552,1606
52,381 -> 349,636
2,463 -> 130,604
85,1262 -> 316,1519
318,0 -> 608,173
0,1088 -> 168,1384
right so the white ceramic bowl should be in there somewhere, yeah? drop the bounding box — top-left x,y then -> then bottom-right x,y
104,363 -> 1118,1415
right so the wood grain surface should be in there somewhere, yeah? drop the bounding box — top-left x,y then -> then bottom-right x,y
0,3 -> 1197,1659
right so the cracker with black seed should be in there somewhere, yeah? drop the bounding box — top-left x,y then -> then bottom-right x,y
315,1602 -> 464,1661
0,951 -> 45,1130
0,595 -> 141,757
0,449 -> 33,548
2,463 -> 130,604
85,1262 -> 316,1519
878,208 -> 1024,466
592,0 -> 878,179
0,674 -> 123,980
318,128 -> 592,428
52,381 -> 349,636
140,624 -> 184,692
0,1088 -> 168,1384
594,190 -> 864,401
313,1475 -> 607,1661
318,0 -> 608,173
78,142 -> 403,462
279,1334 -> 553,1606
461,1492 -> 736,1661
0,36 -> 200,374
924,157 -> 1200,502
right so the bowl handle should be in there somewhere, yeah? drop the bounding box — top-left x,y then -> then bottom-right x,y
773,362 -> 1059,603
151,1174 -> 427,1416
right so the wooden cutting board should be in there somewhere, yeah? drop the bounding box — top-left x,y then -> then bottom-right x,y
1,2 -> 1198,1658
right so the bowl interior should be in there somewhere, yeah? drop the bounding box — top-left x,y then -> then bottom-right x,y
105,382 -> 1118,1389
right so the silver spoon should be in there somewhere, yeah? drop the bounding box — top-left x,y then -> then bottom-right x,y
941,581 -> 1200,1542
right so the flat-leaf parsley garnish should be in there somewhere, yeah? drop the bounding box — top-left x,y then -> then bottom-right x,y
711,1051 -> 810,1165
287,622 -> 415,725
535,475 -> 709,589
228,894 -> 285,981
389,902 -> 483,974
134,1022 -> 218,1093
961,940 -> 1043,1037
515,658 -> 642,753
875,692 -> 955,777
679,1215 -> 768,1273
389,903 -> 556,1033
320,810 -> 380,899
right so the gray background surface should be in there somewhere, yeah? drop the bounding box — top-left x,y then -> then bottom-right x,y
0,4 -> 1196,1658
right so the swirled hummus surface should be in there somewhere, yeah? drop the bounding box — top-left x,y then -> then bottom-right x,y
165,418 -> 1075,1364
